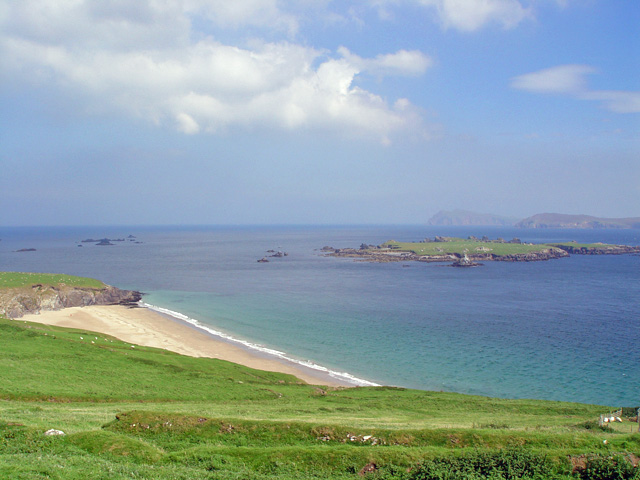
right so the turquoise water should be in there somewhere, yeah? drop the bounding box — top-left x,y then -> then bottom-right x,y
2,225 -> 639,405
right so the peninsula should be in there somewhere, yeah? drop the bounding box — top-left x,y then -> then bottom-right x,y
324,236 -> 640,264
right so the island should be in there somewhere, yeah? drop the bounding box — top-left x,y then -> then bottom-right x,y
324,236 -> 640,264
426,210 -> 640,229
516,213 -> 640,229
81,238 -> 126,244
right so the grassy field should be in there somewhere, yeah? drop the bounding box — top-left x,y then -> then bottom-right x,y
1,273 -> 638,479
1,316 -> 639,479
0,272 -> 105,289
381,239 -> 563,256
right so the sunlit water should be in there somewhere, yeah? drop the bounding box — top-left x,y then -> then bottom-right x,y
2,225 -> 638,406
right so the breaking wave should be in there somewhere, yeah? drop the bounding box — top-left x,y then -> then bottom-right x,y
140,301 -> 380,387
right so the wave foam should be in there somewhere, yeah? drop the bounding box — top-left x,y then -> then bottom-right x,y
140,301 -> 380,387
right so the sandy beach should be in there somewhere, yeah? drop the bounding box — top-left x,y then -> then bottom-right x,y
19,305 -> 345,387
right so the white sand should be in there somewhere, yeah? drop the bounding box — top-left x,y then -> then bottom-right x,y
19,305 -> 344,387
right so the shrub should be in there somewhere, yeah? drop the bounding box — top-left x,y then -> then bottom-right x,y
578,455 -> 639,480
395,449 -> 552,480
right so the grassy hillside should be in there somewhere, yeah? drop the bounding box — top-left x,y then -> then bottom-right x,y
1,316 -> 639,479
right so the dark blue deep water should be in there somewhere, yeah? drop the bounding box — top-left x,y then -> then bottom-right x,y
1,225 -> 638,406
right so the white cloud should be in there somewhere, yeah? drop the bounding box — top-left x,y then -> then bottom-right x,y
176,112 -> 200,134
0,0 -> 431,143
511,65 -> 640,114
338,47 -> 433,77
510,64 -> 595,94
416,0 -> 532,31
184,0 -> 299,35
369,0 -> 580,32
2,0 -> 189,50
582,91 -> 640,114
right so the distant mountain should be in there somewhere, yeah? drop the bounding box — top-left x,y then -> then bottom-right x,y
427,210 -> 518,226
516,213 -> 640,229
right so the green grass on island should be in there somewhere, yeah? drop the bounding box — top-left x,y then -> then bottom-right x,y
381,239 -> 561,257
1,273 -> 639,479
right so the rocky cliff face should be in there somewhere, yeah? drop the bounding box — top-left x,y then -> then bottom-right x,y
550,244 -> 640,255
0,284 -> 142,319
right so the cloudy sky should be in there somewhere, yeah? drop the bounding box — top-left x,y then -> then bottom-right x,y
1,0 -> 638,225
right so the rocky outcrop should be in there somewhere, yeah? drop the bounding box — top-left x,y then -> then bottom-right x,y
550,244 -> 640,255
0,284 -> 142,319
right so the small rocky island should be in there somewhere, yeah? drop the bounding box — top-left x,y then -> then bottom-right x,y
324,236 -> 640,264
258,250 -> 288,263
80,235 -> 143,245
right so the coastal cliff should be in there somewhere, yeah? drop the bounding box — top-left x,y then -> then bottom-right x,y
0,284 -> 142,319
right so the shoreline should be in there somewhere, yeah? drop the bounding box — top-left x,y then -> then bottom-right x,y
18,304 -> 367,388
141,302 -> 379,388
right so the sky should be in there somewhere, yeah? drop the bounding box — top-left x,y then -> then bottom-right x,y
1,0 -> 638,226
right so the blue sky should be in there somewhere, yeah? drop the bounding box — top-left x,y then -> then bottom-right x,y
1,0 -> 638,225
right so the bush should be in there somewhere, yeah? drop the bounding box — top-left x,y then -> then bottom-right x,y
579,455 -> 640,480
384,449 -> 552,480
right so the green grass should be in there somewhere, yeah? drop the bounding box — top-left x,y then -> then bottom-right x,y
1,316 -> 638,479
1,272 -> 639,478
0,272 -> 105,289
381,239 -> 563,257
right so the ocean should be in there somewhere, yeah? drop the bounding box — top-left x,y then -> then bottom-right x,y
1,225 -> 638,406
